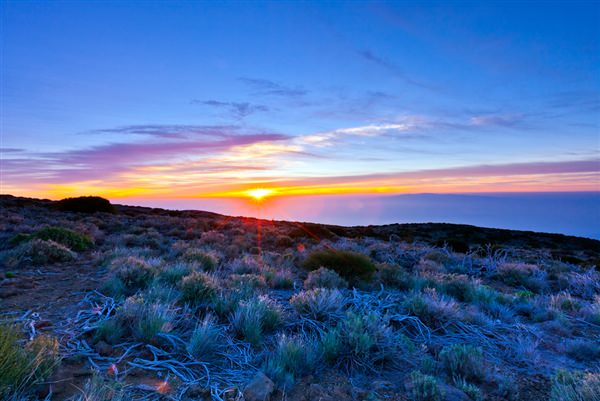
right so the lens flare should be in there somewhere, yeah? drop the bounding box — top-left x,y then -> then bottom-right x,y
246,188 -> 274,200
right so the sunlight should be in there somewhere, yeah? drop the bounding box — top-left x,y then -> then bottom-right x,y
245,188 -> 274,200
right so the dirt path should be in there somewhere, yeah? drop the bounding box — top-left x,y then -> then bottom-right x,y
0,258 -> 106,326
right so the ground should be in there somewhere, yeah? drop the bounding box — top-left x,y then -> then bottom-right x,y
1,194 -> 599,401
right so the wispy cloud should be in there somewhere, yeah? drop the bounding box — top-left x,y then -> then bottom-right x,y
87,124 -> 240,139
191,99 -> 270,119
358,49 -> 434,90
238,77 -> 307,97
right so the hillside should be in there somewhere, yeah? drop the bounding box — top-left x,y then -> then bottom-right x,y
1,195 -> 599,401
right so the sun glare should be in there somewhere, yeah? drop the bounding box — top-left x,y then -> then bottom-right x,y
246,188 -> 274,200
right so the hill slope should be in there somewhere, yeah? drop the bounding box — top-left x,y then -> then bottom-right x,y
1,195 -> 599,401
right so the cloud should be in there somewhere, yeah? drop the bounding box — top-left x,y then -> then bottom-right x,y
358,49 -> 434,90
192,99 -> 269,118
3,126 -> 290,185
300,119 -> 427,146
88,124 -> 240,139
0,148 -> 25,153
238,77 -> 307,97
468,114 -> 525,128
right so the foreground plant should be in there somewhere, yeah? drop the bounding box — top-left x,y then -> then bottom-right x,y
0,325 -> 60,398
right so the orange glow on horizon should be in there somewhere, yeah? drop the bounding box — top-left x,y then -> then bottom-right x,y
245,188 -> 275,200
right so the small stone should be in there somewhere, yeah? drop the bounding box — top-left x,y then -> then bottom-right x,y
95,340 -> 113,356
36,319 -> 53,329
373,380 -> 393,392
187,384 -> 211,399
243,372 -> 274,401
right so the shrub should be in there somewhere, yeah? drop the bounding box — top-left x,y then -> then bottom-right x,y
321,310 -> 398,370
302,249 -> 376,281
549,292 -> 582,314
8,233 -> 32,247
376,263 -> 412,290
264,268 -> 294,289
495,263 -> 547,293
453,377 -> 482,401
94,318 -> 126,345
158,262 -> 196,286
439,344 -> 486,382
231,296 -> 283,345
408,371 -> 443,401
181,249 -> 217,271
275,235 -> 294,248
304,267 -> 348,289
230,274 -> 267,291
6,239 -> 76,267
187,315 -> 224,362
32,227 -> 93,251
403,289 -> 461,329
228,256 -> 261,274
0,325 -> 60,398
100,276 -> 126,299
72,374 -> 124,401
113,257 -> 156,293
582,296 -> 600,325
422,249 -> 452,266
290,288 -> 346,322
180,272 -> 219,306
550,369 -> 600,401
564,338 -> 600,362
55,196 -> 115,213
119,297 -> 175,343
263,334 -> 319,388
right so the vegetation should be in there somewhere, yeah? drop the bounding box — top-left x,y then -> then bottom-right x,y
302,249 -> 376,281
0,194 -> 599,401
0,325 -> 59,398
55,196 -> 115,213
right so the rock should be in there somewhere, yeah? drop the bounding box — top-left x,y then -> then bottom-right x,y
243,372 -> 274,401
373,380 -> 394,392
95,340 -> 113,356
187,384 -> 211,399
308,383 -> 325,398
35,319 -> 53,329
438,383 -> 471,401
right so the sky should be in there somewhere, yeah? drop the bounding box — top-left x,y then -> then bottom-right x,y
1,1 -> 599,205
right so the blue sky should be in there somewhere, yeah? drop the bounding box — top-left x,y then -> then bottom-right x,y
1,0 -> 599,199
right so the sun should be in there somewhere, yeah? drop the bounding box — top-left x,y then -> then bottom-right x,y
245,188 -> 274,200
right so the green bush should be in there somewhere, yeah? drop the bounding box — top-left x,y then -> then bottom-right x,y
439,344 -> 486,382
94,318 -> 126,345
187,315 -> 224,362
321,311 -> 397,370
549,369 -> 600,401
119,297 -> 175,343
6,239 -> 76,267
180,272 -> 219,306
55,196 -> 115,213
32,227 -> 93,251
302,249 -> 376,281
304,267 -> 348,289
408,371 -> 443,401
376,263 -> 412,290
181,249 -> 217,271
290,288 -> 346,321
113,257 -> 156,293
0,325 -> 60,398
72,374 -> 124,401
264,268 -> 294,289
263,334 -> 319,388
231,296 -> 283,345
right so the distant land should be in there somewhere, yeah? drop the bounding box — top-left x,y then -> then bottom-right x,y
119,192 -> 600,240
